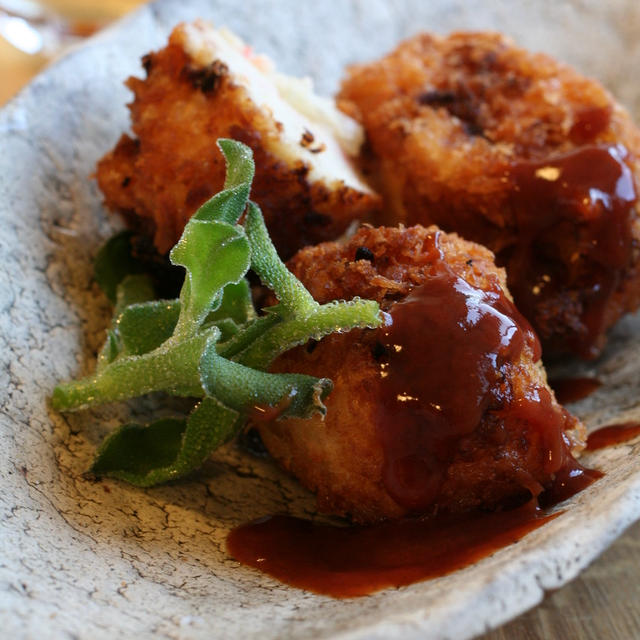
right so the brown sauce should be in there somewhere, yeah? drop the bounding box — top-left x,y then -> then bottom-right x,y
538,460 -> 602,508
227,504 -> 560,598
228,232 -> 601,597
569,106 -> 612,144
374,237 -> 542,510
227,463 -> 599,598
549,377 -> 602,404
372,233 -> 586,511
505,144 -> 636,358
586,422 -> 640,451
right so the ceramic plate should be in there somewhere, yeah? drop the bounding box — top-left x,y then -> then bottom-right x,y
3,1 -> 640,638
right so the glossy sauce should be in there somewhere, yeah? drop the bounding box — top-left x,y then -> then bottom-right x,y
549,377 -> 602,405
538,460 -> 602,508
505,144 -> 636,358
586,422 -> 640,451
227,504 -> 560,598
228,233 -> 600,597
568,106 -> 612,144
374,237 -> 540,509
227,458 -> 599,599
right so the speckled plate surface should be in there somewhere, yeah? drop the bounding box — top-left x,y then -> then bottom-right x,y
3,1 -> 640,638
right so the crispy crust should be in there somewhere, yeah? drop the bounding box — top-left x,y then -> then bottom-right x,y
259,226 -> 585,523
338,31 -> 640,357
96,25 -> 380,258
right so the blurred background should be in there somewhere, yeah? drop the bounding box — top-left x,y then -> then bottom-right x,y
0,0 -> 145,104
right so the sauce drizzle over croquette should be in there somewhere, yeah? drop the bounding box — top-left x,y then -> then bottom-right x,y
373,232 -> 586,511
505,144 -> 636,358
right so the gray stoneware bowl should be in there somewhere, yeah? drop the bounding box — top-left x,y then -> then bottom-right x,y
2,1 -> 640,638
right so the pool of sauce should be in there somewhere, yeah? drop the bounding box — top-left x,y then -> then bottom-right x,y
228,461 -> 600,599
505,143 -> 636,358
549,377 -> 602,405
227,503 -> 560,598
228,232 -> 601,597
227,464 -> 599,598
586,422 -> 640,451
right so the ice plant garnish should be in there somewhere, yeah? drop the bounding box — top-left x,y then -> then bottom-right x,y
52,139 -> 383,486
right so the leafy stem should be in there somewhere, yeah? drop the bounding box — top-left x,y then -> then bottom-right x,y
52,139 -> 384,486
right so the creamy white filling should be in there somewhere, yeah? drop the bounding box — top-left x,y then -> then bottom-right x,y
178,21 -> 372,193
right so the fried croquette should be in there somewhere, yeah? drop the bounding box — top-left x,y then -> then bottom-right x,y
257,226 -> 586,523
338,32 -> 640,358
97,21 -> 380,258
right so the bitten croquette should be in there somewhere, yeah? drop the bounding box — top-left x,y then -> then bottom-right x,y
97,21 -> 380,259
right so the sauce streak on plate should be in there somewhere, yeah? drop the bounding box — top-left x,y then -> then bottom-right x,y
228,500 -> 566,598
586,422 -> 640,451
550,377 -> 602,405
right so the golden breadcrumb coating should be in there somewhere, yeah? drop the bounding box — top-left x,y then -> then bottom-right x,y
97,23 -> 380,258
258,226 -> 586,523
338,31 -> 640,358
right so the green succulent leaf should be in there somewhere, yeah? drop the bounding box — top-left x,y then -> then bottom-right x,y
52,328 -> 220,411
115,274 -> 156,315
96,274 -> 157,370
97,330 -> 121,368
238,297 -> 384,370
245,202 -> 318,319
205,279 -> 255,326
170,220 -> 251,337
219,138 -> 255,190
192,184 -> 250,226
90,418 -> 187,484
192,138 -> 254,225
117,300 -> 181,356
115,280 -> 254,359
90,397 -> 240,486
94,231 -> 147,304
180,396 -> 243,469
217,313 -> 280,362
199,337 -> 332,419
